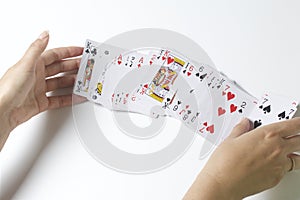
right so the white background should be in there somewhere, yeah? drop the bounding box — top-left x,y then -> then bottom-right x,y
1,0 -> 300,199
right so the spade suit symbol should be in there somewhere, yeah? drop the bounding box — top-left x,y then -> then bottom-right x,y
254,119 -> 262,128
199,73 -> 207,80
262,105 -> 271,114
277,111 -> 286,120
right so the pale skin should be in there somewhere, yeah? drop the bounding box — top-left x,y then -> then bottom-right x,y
184,118 -> 300,199
0,31 -> 83,150
1,32 -> 300,199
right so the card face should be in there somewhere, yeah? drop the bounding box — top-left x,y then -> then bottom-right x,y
146,54 -> 185,103
217,81 -> 257,142
74,39 -> 100,97
88,48 -> 161,112
74,39 -> 299,153
87,44 -> 127,104
248,93 -> 298,129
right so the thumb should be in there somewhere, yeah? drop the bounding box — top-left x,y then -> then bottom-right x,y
21,31 -> 49,68
228,118 -> 251,138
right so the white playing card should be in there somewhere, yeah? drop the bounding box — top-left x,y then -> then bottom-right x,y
87,43 -> 126,103
73,39 -> 101,97
248,92 -> 298,129
74,39 -> 299,158
219,82 -> 258,140
88,49 -> 142,106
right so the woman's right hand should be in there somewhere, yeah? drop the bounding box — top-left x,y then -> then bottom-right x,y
184,117 -> 300,200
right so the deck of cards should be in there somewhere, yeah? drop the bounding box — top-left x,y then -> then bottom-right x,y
73,39 -> 299,144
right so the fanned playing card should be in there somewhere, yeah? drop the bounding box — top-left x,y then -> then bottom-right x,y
73,39 -> 299,150
73,39 -> 100,97
248,93 -> 298,129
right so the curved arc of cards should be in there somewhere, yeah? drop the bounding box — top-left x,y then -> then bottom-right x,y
73,28 -> 219,173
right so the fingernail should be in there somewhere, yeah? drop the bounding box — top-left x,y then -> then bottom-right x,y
38,30 -> 49,40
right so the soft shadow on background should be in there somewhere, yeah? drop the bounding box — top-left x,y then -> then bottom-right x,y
1,107 -> 72,200
2,106 -> 300,200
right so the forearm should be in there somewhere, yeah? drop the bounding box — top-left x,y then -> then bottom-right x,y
183,172 -> 241,200
0,94 -> 14,151
0,129 -> 10,151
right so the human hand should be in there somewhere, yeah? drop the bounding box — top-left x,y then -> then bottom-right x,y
184,117 -> 300,200
0,31 -> 83,132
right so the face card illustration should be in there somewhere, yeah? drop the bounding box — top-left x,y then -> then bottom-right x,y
146,55 -> 185,102
82,58 -> 95,91
74,40 -> 299,161
73,39 -> 100,97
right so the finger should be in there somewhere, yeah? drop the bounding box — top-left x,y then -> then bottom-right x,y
21,31 -> 49,69
42,46 -> 83,66
228,118 -> 251,138
45,58 -> 80,77
284,134 -> 300,153
46,75 -> 76,92
72,94 -> 87,105
288,154 -> 300,171
47,95 -> 73,110
264,117 -> 300,138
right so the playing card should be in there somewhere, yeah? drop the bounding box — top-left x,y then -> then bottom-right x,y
161,79 -> 200,131
197,71 -> 258,158
145,55 -> 184,103
88,48 -> 141,107
218,82 -> 258,140
73,39 -> 100,97
73,39 -> 299,160
197,69 -> 230,158
88,43 -> 125,103
248,92 -> 298,129
127,49 -> 188,117
96,48 -> 165,112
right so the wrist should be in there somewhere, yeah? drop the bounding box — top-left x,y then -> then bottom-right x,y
184,171 -> 242,200
0,92 -> 15,150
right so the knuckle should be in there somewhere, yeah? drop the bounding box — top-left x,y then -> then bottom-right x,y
270,146 -> 284,158
58,62 -> 65,72
57,77 -> 63,87
60,61 -> 66,71
67,47 -> 72,57
31,40 -> 44,50
48,49 -> 60,61
263,129 -> 278,139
